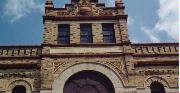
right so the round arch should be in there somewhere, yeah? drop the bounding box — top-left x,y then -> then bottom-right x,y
64,70 -> 115,93
52,63 -> 124,93
144,76 -> 169,88
7,80 -> 32,93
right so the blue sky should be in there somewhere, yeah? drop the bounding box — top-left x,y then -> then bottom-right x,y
0,0 -> 178,45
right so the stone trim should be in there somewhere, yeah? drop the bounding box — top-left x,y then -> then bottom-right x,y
42,43 -> 122,47
132,76 -> 179,93
41,53 -> 125,58
144,76 -> 170,88
7,80 -> 32,93
132,43 -> 178,46
0,57 -> 41,60
52,63 -> 125,93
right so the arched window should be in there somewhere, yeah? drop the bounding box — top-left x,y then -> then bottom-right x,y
12,85 -> 26,93
150,82 -> 165,93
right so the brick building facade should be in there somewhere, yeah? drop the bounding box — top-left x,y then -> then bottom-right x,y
0,0 -> 179,93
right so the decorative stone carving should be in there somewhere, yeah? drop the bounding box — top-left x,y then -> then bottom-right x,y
7,80 -> 32,93
136,69 -> 178,75
144,76 -> 169,87
46,0 -> 125,17
99,9 -> 116,16
80,0 -> 90,4
0,71 -> 39,79
132,45 -> 179,54
67,6 -> 77,16
53,57 -> 128,81
0,0 -> 178,92
0,47 -> 40,57
57,11 -> 68,16
78,6 -> 92,16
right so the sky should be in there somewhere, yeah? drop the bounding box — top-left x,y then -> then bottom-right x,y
0,0 -> 178,45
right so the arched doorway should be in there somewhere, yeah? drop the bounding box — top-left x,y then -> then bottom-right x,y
12,85 -> 26,93
63,71 -> 115,93
150,82 -> 165,93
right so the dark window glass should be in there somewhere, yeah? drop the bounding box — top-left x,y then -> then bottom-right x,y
58,24 -> 70,44
80,24 -> 93,43
72,0 -> 79,2
12,86 -> 26,93
102,24 -> 116,43
150,82 -> 165,93
90,0 -> 98,3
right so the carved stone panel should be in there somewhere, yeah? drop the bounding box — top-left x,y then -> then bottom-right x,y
0,47 -> 40,57
132,45 -> 179,54
0,71 -> 39,79
53,57 -> 128,82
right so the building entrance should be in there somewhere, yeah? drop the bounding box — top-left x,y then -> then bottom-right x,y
63,71 -> 115,93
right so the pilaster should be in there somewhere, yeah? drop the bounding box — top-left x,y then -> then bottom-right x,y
41,58 -> 54,90
92,23 -> 103,43
114,23 -> 122,43
43,21 -> 58,45
119,19 -> 129,43
70,23 -> 80,44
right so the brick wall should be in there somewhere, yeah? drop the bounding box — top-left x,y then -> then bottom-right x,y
43,21 -> 130,44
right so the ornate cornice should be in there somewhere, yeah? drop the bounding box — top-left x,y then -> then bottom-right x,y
132,43 -> 179,46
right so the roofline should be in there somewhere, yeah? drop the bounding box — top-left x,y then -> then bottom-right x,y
132,43 -> 179,46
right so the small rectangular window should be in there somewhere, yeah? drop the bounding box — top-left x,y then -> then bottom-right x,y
58,24 -> 70,44
102,24 -> 116,43
80,24 -> 93,43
